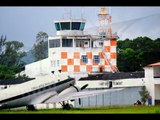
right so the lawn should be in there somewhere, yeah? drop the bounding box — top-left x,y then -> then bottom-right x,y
0,106 -> 160,114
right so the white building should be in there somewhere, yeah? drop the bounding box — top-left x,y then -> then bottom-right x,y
144,62 -> 160,105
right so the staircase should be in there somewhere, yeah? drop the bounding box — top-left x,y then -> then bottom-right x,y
102,49 -> 119,73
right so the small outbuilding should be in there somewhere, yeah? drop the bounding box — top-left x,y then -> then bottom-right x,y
144,61 -> 160,105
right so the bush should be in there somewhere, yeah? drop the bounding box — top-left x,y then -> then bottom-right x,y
139,85 -> 149,105
0,65 -> 23,79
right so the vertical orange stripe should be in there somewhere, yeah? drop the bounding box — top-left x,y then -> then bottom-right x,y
74,52 -> 80,59
74,65 -> 80,72
111,53 -> 116,59
61,52 -> 67,59
110,40 -> 116,46
86,52 -> 92,59
104,46 -> 110,52
99,52 -> 104,59
86,65 -> 92,72
67,59 -> 74,65
61,65 -> 67,72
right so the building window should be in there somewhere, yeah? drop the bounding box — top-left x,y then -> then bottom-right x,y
62,39 -> 73,47
76,40 -> 84,47
57,60 -> 60,67
55,23 -> 60,31
75,40 -> 90,47
80,22 -> 85,30
94,55 -> 100,64
82,55 -> 88,64
60,22 -> 70,30
49,39 -> 60,48
53,61 -> 56,67
72,22 -> 81,30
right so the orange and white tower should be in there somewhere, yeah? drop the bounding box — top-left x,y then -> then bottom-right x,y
97,7 -> 119,73
25,8 -> 119,78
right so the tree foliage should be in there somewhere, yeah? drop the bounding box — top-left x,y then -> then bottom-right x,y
117,36 -> 160,72
0,65 -> 24,79
0,35 -> 26,79
139,85 -> 149,105
0,40 -> 26,66
32,31 -> 48,61
0,35 -> 6,54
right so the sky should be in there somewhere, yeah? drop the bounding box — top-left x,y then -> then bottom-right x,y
0,7 -> 160,51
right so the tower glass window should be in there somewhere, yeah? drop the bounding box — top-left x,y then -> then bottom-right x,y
80,22 -> 85,30
76,40 -> 84,47
72,22 -> 81,30
94,55 -> 100,64
55,23 -> 60,31
82,55 -> 88,64
60,22 -> 70,30
62,39 -> 73,47
49,39 -> 60,48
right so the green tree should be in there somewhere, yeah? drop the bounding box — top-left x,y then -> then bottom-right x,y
117,48 -> 142,72
1,41 -> 26,66
0,65 -> 24,79
0,35 -> 6,54
131,37 -> 153,52
117,36 -> 160,72
32,31 -> 48,61
139,85 -> 149,105
0,35 -> 26,79
117,39 -> 133,50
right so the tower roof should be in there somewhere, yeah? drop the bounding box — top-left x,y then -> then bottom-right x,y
54,19 -> 85,23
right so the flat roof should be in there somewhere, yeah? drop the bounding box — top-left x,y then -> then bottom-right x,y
54,19 -> 86,23
79,71 -> 144,81
145,62 -> 160,67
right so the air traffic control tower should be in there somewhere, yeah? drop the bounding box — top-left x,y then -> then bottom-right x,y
25,8 -> 119,78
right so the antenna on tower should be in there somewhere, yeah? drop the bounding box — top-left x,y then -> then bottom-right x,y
63,8 -> 72,19
69,8 -> 72,19
81,8 -> 83,19
109,7 -> 112,15
106,7 -> 112,39
97,7 -> 108,38
81,7 -> 85,19
97,7 -> 118,40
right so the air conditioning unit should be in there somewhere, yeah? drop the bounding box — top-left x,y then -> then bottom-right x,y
84,41 -> 89,48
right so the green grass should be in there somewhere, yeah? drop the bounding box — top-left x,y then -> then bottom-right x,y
0,106 -> 160,114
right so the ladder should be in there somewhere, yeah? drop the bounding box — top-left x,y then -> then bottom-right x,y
102,49 -> 119,73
